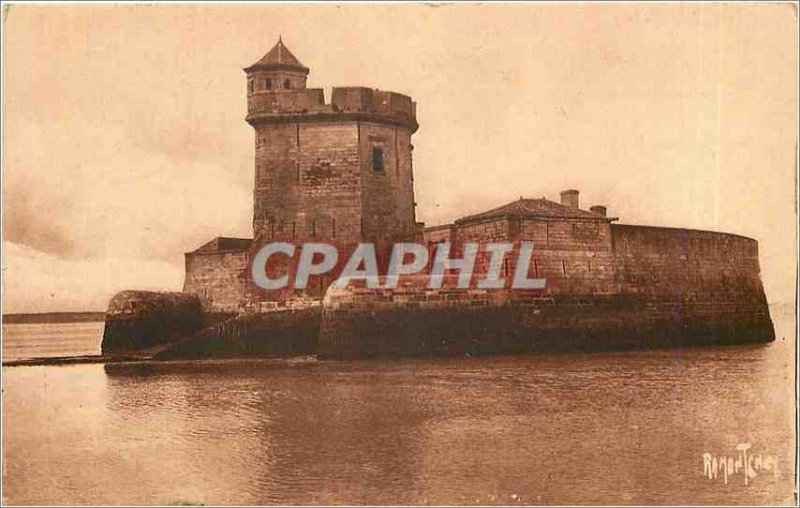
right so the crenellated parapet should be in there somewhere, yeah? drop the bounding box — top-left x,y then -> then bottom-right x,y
247,89 -> 325,116
331,87 -> 416,126
246,86 -> 418,132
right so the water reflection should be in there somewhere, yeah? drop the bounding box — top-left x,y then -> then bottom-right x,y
2,316 -> 795,505
94,341 -> 794,505
102,361 -> 429,504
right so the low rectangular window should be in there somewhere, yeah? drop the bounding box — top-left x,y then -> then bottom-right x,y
372,147 -> 384,172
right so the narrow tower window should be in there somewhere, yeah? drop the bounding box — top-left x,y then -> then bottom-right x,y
265,78 -> 272,90
283,78 -> 291,89
248,79 -> 254,93
372,147 -> 384,172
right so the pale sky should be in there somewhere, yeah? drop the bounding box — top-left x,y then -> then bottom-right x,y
2,3 -> 797,313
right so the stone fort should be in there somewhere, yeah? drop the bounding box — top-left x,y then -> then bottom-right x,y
184,38 -> 422,307
102,40 -> 774,359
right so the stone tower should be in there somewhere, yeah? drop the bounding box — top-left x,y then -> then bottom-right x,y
245,38 -> 420,245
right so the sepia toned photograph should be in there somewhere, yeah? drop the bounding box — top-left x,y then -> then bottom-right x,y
1,2 -> 798,505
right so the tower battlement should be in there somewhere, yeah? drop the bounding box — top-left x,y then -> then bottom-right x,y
246,87 -> 417,132
243,39 -> 420,245
244,39 -> 416,132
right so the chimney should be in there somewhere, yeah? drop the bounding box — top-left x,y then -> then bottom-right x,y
590,205 -> 607,217
560,189 -> 579,209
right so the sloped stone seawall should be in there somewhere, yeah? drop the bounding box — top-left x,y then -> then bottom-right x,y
318,226 -> 775,359
154,302 -> 322,360
318,277 -> 774,359
100,283 -> 772,361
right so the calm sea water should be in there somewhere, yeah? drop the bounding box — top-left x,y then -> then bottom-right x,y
2,313 -> 796,505
2,322 -> 105,361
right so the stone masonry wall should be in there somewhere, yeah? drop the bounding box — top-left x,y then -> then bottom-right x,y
316,224 -> 773,358
253,119 -> 417,244
317,270 -> 774,359
254,121 -> 363,241
359,121 -> 416,242
424,225 -> 453,245
426,216 -> 615,293
514,218 -> 616,295
183,250 -> 249,313
247,89 -> 323,116
179,222 -> 773,358
611,224 -> 768,304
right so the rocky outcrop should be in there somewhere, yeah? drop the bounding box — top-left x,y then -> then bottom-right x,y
101,291 -> 203,354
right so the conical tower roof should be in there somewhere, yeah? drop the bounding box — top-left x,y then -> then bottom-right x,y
245,37 -> 309,74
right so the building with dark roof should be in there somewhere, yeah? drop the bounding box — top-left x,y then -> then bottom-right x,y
423,189 -> 621,283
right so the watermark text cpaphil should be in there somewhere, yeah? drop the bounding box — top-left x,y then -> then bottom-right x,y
250,241 -> 547,290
